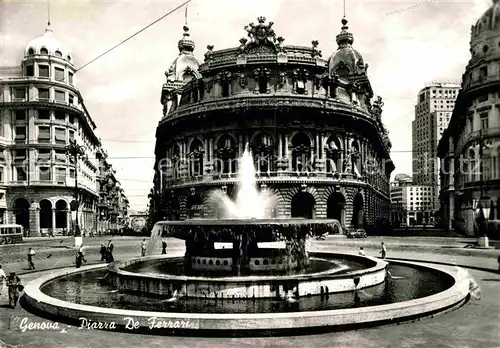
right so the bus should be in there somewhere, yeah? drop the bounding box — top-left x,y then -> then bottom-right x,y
0,224 -> 24,244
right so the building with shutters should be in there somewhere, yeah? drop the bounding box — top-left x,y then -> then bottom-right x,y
0,24 -> 128,237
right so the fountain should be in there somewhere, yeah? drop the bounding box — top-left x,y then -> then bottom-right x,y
21,147 -> 472,335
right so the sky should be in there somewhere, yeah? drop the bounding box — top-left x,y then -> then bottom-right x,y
0,0 -> 493,210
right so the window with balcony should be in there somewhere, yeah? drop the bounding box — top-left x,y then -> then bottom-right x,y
39,65 -> 49,78
15,110 -> 26,121
68,72 -> 73,85
16,167 -> 26,181
479,66 -> 488,79
39,166 -> 51,181
38,126 -> 50,143
69,95 -> 74,105
69,168 -> 75,179
55,111 -> 65,121
55,150 -> 66,163
38,88 -> 49,100
15,126 -> 26,142
26,65 -> 34,77
480,113 -> 489,130
55,128 -> 66,145
55,67 -> 64,81
38,149 -> 51,165
55,90 -> 65,102
477,94 -> 488,103
14,150 -> 26,163
13,88 -> 26,100
295,81 -> 305,95
38,109 -> 50,120
55,167 -> 66,184
69,130 -> 75,141
69,114 -> 75,124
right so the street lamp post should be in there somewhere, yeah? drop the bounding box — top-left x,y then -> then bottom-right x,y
66,139 -> 87,248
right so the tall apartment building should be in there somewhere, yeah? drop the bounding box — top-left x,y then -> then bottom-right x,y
0,24 -> 128,237
412,83 -> 460,214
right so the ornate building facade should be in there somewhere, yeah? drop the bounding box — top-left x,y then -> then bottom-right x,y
438,1 -> 500,236
0,24 -> 128,237
152,17 -> 394,231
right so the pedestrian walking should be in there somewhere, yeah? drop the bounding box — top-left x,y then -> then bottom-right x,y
380,242 -> 387,259
358,247 -> 366,256
6,272 -> 21,308
162,240 -> 167,255
27,247 -> 36,270
141,239 -> 147,257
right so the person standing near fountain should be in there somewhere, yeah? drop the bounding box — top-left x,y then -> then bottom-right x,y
106,240 -> 114,262
162,240 -> 167,255
6,272 -> 21,308
141,238 -> 147,257
27,247 -> 36,270
380,242 -> 387,259
359,247 -> 366,256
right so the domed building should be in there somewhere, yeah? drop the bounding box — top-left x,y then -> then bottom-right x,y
438,0 -> 500,236
0,24 -> 128,238
152,17 -> 394,232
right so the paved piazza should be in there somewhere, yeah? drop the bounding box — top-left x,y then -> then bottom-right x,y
0,236 -> 499,347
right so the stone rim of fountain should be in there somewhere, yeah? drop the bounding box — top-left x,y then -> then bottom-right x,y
107,253 -> 384,282
22,257 -> 471,334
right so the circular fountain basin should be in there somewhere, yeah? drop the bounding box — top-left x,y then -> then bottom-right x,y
106,253 -> 385,299
23,255 -> 470,335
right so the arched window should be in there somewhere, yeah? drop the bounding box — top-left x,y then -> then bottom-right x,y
40,48 -> 48,55
291,132 -> 311,173
215,135 -> 236,174
469,148 -> 476,182
27,48 -> 34,55
251,133 -> 274,173
169,143 -> 181,179
189,139 -> 204,177
67,55 -> 72,62
55,50 -> 62,57
325,136 -> 341,173
351,140 -> 361,176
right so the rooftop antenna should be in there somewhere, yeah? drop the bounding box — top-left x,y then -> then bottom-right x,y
185,4 -> 188,26
47,0 -> 51,26
343,0 -> 347,18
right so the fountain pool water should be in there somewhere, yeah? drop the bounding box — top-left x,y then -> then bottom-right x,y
22,144 -> 472,335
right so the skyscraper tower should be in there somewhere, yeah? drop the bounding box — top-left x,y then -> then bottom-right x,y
412,83 -> 460,214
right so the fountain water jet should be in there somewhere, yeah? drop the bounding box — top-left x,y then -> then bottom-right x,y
209,143 -> 275,219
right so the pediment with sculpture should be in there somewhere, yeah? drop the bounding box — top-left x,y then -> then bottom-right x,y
238,17 -> 285,55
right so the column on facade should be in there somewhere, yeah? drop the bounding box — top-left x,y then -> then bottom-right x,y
278,134 -> 283,159
52,208 -> 56,235
29,202 -> 40,237
209,138 -> 214,161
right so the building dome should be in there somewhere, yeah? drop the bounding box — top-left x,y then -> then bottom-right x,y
25,26 -> 72,62
327,18 -> 367,77
165,25 -> 201,82
472,0 -> 500,37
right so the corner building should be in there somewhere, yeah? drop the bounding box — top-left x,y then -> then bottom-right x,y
438,1 -> 500,236
153,18 -> 394,231
0,25 -> 123,236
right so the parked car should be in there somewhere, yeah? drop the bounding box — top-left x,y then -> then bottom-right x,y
347,229 -> 367,238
